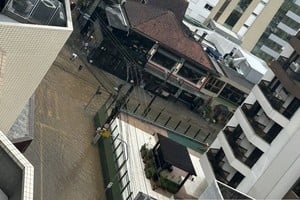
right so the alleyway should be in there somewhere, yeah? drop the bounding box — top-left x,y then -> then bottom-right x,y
23,18 -> 112,199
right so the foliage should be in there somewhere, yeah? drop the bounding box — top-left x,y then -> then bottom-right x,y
158,177 -> 180,193
140,144 -> 179,194
145,166 -> 155,179
140,144 -> 147,159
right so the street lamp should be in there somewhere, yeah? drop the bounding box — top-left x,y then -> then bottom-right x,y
84,86 -> 102,110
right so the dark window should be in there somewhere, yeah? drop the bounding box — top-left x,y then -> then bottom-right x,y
224,0 -> 253,29
151,49 -> 178,70
204,77 -> 225,93
224,10 -> 242,29
214,0 -> 231,21
219,84 -> 246,105
177,62 -> 208,84
204,4 -> 213,11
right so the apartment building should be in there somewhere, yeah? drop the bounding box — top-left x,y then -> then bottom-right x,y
0,0 -> 73,133
199,32 -> 300,199
185,0 -> 300,62
0,131 -> 34,200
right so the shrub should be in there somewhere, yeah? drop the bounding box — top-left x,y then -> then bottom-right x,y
145,167 -> 155,179
140,144 -> 149,160
145,150 -> 153,160
158,177 -> 180,194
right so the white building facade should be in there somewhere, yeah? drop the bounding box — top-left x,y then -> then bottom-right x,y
185,0 -> 300,62
199,32 -> 300,199
0,0 -> 73,133
185,0 -> 220,23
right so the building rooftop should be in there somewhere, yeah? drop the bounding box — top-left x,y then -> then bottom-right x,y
113,118 -> 208,199
123,1 -> 214,71
133,0 -> 188,22
1,0 -> 73,28
217,61 -> 254,90
0,131 -> 34,200
157,134 -> 196,175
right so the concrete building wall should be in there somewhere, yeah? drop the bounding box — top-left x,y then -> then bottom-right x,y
206,0 -> 225,23
246,110 -> 300,198
215,0 -> 239,25
241,0 -> 284,51
231,0 -> 260,33
0,19 -> 72,133
199,181 -> 223,200
186,0 -> 220,23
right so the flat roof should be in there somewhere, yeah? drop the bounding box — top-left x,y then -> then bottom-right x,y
0,131 -> 34,200
113,118 -> 207,199
157,134 -> 196,175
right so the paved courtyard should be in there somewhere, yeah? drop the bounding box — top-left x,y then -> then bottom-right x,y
24,45 -> 111,200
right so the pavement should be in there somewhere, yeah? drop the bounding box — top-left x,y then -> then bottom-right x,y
23,7 -> 223,200
24,15 -> 112,200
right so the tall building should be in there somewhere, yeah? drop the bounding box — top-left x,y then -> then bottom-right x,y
0,0 -> 73,133
185,0 -> 300,62
0,130 -> 34,200
199,31 -> 300,199
0,1 -> 72,199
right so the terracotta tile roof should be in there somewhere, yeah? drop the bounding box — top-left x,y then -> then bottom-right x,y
123,1 -> 213,70
143,0 -> 188,21
124,1 -> 166,27
133,15 -> 213,70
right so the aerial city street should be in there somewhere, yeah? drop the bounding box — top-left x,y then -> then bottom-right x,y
0,0 -> 300,200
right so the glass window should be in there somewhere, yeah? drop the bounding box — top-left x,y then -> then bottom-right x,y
224,0 -> 253,29
251,1 -> 300,62
204,77 -> 225,93
177,62 -> 207,84
219,84 -> 246,105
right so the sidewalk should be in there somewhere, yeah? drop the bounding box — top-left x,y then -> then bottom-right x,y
23,13 -> 112,200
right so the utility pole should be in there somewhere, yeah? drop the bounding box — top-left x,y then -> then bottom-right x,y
104,84 -> 134,125
85,86 -> 102,110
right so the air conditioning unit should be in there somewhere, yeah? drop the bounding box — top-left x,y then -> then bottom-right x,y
4,0 -> 66,26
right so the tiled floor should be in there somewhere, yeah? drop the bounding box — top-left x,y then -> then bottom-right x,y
113,116 -> 208,200
24,41 -> 110,200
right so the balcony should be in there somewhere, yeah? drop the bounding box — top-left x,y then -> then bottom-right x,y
258,80 -> 284,111
207,148 -> 245,188
270,59 -> 300,102
258,80 -> 300,120
224,126 -> 263,168
241,103 -> 282,144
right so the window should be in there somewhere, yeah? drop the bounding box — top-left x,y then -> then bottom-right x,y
177,62 -> 208,84
204,4 -> 213,11
204,77 -> 225,93
214,0 -> 231,21
219,84 -> 246,105
224,0 -> 253,29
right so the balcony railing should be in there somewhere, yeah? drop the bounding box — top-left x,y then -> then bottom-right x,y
241,104 -> 268,141
258,80 -> 299,119
228,171 -> 245,189
244,148 -> 263,168
258,80 -> 284,111
207,149 -> 230,183
224,126 -> 247,161
241,103 -> 283,144
224,126 -> 264,168
241,102 -> 261,118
